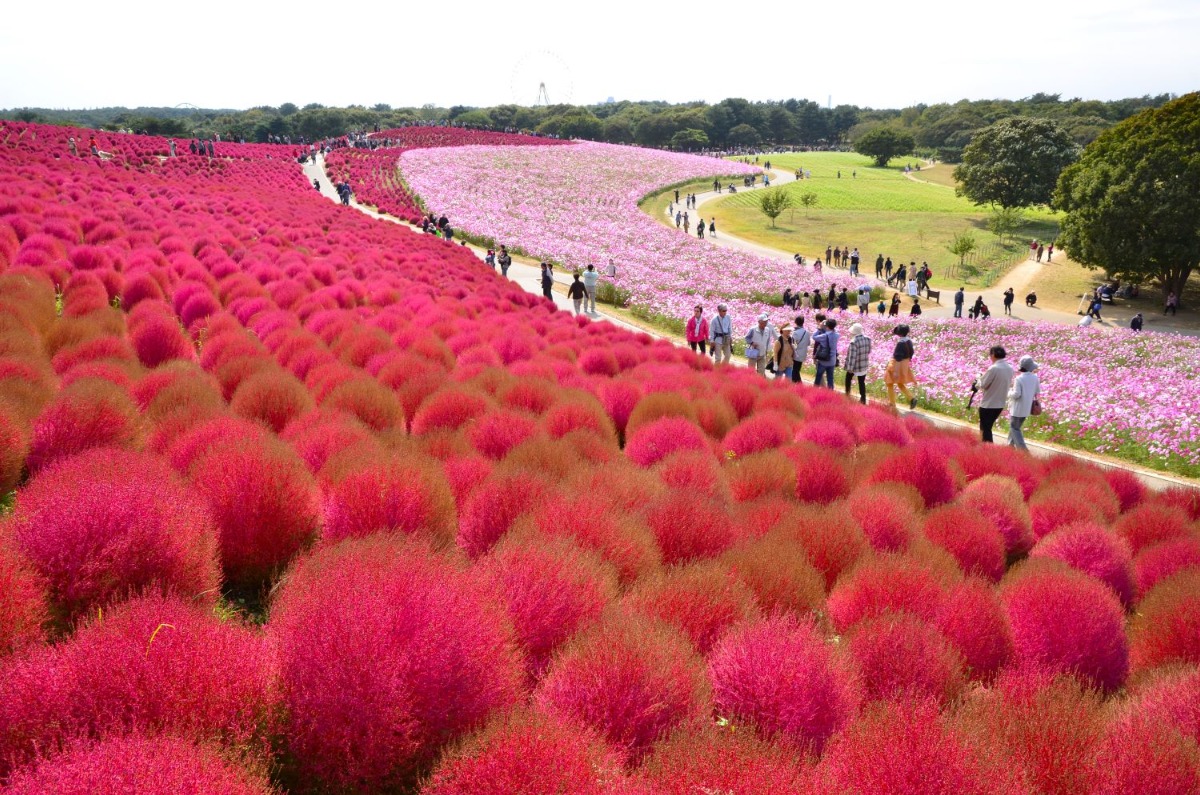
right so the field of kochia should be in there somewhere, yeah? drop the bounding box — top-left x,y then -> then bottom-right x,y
0,123 -> 1198,795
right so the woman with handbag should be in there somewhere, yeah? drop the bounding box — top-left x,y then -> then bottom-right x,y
1007,355 -> 1041,451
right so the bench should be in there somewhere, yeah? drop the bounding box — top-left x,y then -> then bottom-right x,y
925,288 -> 941,305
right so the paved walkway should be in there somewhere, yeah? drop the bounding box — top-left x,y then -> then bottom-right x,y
301,153 -> 1195,492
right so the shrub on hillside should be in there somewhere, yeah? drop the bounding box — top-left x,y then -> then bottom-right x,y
0,536 -> 46,657
642,492 -> 735,564
321,456 -> 457,547
229,368 -> 315,433
26,379 -> 144,473
1134,535 -> 1200,600
827,553 -> 956,633
271,536 -> 524,792
7,448 -> 219,621
708,614 -> 859,753
0,733 -> 275,795
536,614 -> 709,762
1085,715 -> 1200,795
845,613 -> 967,705
0,594 -> 277,777
719,530 -> 827,617
1000,559 -> 1129,691
624,416 -> 710,467
922,503 -> 1007,581
1129,569 -> 1200,672
630,723 -> 809,795
1030,521 -> 1135,607
620,562 -> 758,653
935,577 -> 1014,681
956,474 -> 1034,557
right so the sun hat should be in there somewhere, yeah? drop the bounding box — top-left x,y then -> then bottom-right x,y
1019,355 -> 1039,372
758,313 -> 770,322
893,324 -> 910,336
779,324 -> 793,333
849,323 -> 864,337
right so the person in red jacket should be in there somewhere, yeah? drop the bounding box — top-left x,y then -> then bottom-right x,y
686,305 -> 710,355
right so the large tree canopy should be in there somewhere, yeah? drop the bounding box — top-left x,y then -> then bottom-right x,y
953,117 -> 1079,209
1055,93 -> 1200,301
852,127 -> 914,168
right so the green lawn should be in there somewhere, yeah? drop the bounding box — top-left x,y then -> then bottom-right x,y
701,152 -> 1059,287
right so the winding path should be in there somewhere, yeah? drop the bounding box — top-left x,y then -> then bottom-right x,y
300,151 -> 1194,491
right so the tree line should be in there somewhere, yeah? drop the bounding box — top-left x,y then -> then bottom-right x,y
3,93 -> 1175,160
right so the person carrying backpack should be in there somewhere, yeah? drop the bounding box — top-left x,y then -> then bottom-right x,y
885,324 -> 918,409
812,319 -> 839,389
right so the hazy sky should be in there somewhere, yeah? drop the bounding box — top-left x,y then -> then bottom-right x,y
3,0 -> 1197,110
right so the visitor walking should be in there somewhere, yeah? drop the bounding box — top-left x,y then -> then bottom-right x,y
697,219 -> 705,239
710,304 -> 733,364
68,136 -> 77,156
889,293 -> 901,317
885,257 -> 893,282
686,305 -> 709,355
875,253 -> 885,278
605,259 -> 617,279
790,317 -> 811,383
906,278 -> 919,301
773,325 -> 796,380
857,287 -> 870,314
1165,292 -> 1179,315
498,246 -> 512,277
849,248 -> 860,276
812,319 -> 839,388
1003,288 -> 1015,315
844,323 -> 871,404
745,314 -> 777,376
1131,313 -> 1144,331
954,287 -> 965,318
885,324 -> 918,409
567,273 -> 587,315
540,263 -> 554,300
1036,243 -> 1045,263
582,264 -> 599,312
909,298 -> 923,317
1007,356 -> 1041,451
709,220 -> 716,237
977,346 -> 1014,443
485,249 -> 496,270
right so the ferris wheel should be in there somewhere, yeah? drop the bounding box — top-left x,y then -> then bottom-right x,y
509,51 -> 574,107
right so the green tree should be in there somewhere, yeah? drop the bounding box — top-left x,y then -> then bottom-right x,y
853,127 -> 915,167
796,191 -> 818,220
1055,92 -> 1200,302
947,232 -> 978,266
756,187 -> 793,228
727,123 -> 761,147
278,103 -> 299,116
670,128 -> 709,150
953,117 -> 1079,209
987,207 -> 1024,245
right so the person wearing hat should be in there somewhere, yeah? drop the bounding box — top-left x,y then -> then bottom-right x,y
885,324 -> 918,408
1007,356 -> 1041,450
709,304 -> 733,364
844,323 -> 871,404
773,324 -> 796,381
744,313 -> 777,376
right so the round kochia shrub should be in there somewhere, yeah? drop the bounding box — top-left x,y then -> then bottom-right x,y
190,436 -> 320,589
0,594 -> 277,778
536,613 -> 709,762
630,723 -> 808,795
1129,569 -> 1200,672
321,456 -> 457,546
1031,521 -> 1135,607
7,448 -> 220,621
1086,714 -> 1200,795
1000,558 -> 1129,692
708,615 -> 859,753
271,536 -> 524,792
0,733 -> 275,795
26,378 -> 144,474
845,613 -> 967,705
420,708 -> 620,795
624,416 -> 710,467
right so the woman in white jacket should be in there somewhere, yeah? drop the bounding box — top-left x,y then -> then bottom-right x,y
1007,355 -> 1040,451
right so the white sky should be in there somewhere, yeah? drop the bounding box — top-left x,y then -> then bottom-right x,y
3,0 -> 1197,110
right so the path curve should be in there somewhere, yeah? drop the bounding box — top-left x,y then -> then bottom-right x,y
302,151 -> 1194,492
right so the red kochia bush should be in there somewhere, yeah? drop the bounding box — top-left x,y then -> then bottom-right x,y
1085,715 -> 1200,795
1115,502 -> 1193,555
7,448 -> 219,621
457,471 -> 552,557
631,723 -> 809,795
189,437 -> 320,588
934,578 -> 1014,681
1000,559 -> 1129,692
0,733 -> 275,795
420,708 -> 621,795
1031,521 -> 1136,607
624,416 -> 710,467
956,474 -> 1034,557
643,492 -> 735,564
321,457 -> 457,546
0,536 -> 47,656
720,530 -> 827,617
818,698 -> 1021,795
230,368 -> 316,433
1133,667 -> 1200,746
26,379 -> 144,473
0,594 -> 277,777
271,536 -> 524,792
1135,536 -> 1200,599
826,554 -> 955,633
0,401 -> 29,494
1129,569 -> 1200,672
847,483 -> 920,552
708,615 -> 859,753
479,532 -> 619,678
922,504 -> 1007,581
868,444 -> 959,507
620,563 -> 758,654
536,614 -> 709,762
957,671 -> 1107,795
844,613 -> 967,705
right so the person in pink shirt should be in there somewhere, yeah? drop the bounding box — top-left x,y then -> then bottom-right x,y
686,305 -> 710,355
